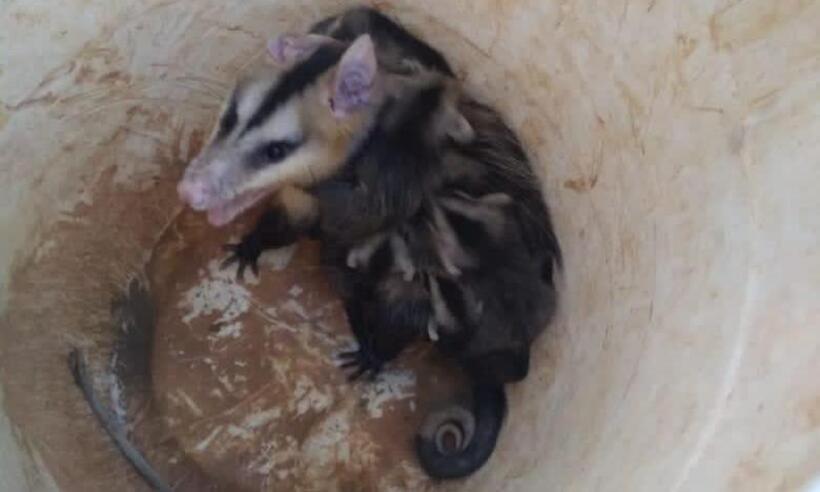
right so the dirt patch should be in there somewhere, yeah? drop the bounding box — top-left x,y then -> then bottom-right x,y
148,206 -> 465,490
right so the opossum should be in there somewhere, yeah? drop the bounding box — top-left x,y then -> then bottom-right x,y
178,35 -> 373,230
306,19 -> 561,475
418,191 -> 557,479
177,9 -> 561,480
179,32 -> 469,275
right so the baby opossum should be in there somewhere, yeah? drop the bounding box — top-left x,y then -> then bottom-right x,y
420,192 -> 556,479
344,189 -> 556,479
312,73 -> 476,380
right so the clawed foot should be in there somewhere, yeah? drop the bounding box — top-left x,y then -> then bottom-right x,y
336,347 -> 383,381
221,236 -> 262,281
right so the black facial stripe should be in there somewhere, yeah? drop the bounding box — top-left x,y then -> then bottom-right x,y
243,44 -> 345,134
217,93 -> 239,139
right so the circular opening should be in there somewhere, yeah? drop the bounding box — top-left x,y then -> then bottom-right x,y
1,1 -> 817,491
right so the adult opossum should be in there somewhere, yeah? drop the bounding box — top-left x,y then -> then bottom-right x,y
177,8 -> 561,480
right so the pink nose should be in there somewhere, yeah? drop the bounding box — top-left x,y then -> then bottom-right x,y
177,179 -> 211,211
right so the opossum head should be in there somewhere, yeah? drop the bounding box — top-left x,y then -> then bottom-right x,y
178,35 -> 380,226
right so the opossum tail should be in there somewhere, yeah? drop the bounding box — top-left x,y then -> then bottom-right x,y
415,384 -> 507,479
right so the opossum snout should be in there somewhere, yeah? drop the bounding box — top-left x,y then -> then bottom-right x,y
177,177 -> 212,211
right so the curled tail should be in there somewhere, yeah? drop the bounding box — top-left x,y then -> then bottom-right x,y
415,384 -> 507,479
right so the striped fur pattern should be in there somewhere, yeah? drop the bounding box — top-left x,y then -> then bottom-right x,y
176,6 -> 562,482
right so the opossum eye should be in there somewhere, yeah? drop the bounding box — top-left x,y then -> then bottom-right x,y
264,141 -> 295,162
252,141 -> 298,167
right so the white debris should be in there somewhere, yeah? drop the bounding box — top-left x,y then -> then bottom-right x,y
251,436 -> 299,475
211,321 -> 243,339
227,425 -> 253,441
179,260 -> 251,324
280,298 -> 309,320
362,370 -> 417,418
301,409 -> 352,465
290,375 -> 333,416
243,407 -> 283,429
195,426 -> 223,452
218,374 -> 235,393
259,244 -> 297,271
176,390 -> 204,417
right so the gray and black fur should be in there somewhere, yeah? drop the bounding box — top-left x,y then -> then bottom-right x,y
420,190 -> 556,479
342,187 -> 557,479
310,6 -> 455,76
179,6 -> 561,481
305,9 -> 561,479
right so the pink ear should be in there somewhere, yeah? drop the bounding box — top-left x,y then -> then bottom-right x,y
267,33 -> 334,65
331,35 -> 378,118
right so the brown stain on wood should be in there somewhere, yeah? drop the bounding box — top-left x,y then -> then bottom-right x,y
147,207 -> 463,490
709,0 -> 814,51
564,174 -> 599,193
675,34 -> 697,60
800,394 -> 820,430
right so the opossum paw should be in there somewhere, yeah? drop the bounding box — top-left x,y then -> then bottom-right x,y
337,347 -> 383,381
221,237 -> 262,281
